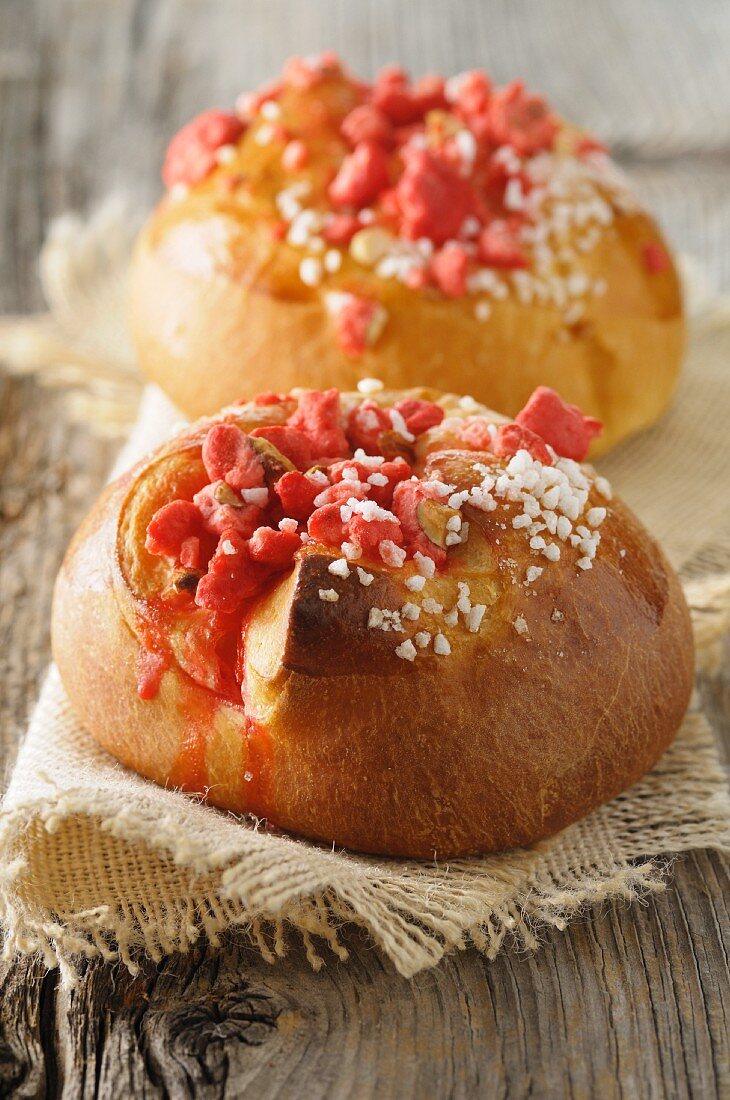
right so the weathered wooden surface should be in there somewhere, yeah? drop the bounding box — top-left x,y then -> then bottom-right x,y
1,1 -> 730,1097
0,850 -> 729,1100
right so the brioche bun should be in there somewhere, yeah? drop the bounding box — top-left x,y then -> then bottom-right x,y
130,56 -> 684,455
52,385 -> 693,858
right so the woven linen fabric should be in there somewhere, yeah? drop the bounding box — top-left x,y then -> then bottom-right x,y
1,214 -> 730,984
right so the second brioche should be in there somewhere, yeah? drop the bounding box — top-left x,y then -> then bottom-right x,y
131,54 -> 684,454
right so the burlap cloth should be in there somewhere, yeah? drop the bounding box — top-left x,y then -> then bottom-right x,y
1,204 -> 730,986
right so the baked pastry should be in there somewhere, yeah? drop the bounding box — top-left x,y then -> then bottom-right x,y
53,382 -> 693,858
130,53 -> 684,455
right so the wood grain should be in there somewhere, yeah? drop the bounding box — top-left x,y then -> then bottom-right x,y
1,0 -> 730,1096
0,850 -> 728,1099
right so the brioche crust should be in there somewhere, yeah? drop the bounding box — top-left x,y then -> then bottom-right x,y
52,387 -> 693,857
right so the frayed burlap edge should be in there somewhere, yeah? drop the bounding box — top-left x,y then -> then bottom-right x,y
1,576 -> 728,986
0,815 -> 684,987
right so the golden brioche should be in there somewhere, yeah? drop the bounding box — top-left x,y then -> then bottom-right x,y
130,55 -> 684,455
52,383 -> 693,858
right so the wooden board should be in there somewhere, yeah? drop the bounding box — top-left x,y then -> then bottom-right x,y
1,1 -> 729,1095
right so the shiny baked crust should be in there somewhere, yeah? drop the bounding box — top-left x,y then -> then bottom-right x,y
130,62 -> 684,455
52,387 -> 694,857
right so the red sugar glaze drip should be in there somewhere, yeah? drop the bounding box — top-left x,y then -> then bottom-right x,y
135,614 -> 172,701
136,646 -> 170,700
134,587 -> 278,817
167,681 -> 220,793
242,716 -> 274,821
